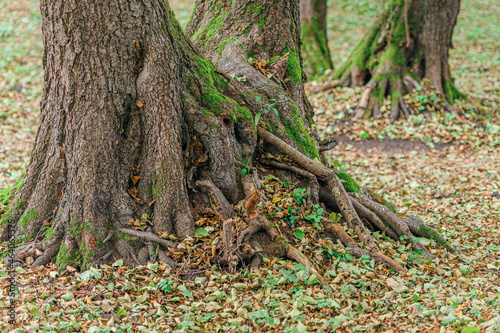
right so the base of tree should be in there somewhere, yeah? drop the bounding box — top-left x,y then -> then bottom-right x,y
333,0 -> 464,122
3,127 -> 459,285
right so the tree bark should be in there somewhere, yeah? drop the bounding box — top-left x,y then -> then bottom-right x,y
0,0 -> 257,268
334,0 -> 463,121
300,0 -> 333,78
186,0 -> 321,160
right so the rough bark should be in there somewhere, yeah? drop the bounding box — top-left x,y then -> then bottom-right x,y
0,0 -> 256,268
186,0 -> 321,160
334,0 -> 464,121
300,0 -> 333,78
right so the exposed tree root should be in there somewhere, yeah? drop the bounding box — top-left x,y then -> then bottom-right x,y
117,228 -> 177,249
255,126 -> 459,272
324,220 -> 402,272
257,127 -> 378,251
403,215 -> 460,254
350,193 -> 431,256
32,237 -> 62,267
287,245 -> 332,288
351,197 -> 399,241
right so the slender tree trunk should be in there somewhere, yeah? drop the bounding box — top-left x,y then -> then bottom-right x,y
300,0 -> 333,78
335,0 -> 463,121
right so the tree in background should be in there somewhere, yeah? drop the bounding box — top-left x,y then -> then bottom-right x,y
334,0 -> 464,121
1,0 -> 455,275
300,0 -> 334,78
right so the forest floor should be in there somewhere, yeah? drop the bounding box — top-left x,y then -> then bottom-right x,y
0,0 -> 499,332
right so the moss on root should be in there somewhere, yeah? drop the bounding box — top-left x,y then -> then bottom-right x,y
191,11 -> 229,42
18,208 -> 37,230
283,47 -> 302,84
337,171 -> 362,193
55,243 -> 82,269
418,225 -> 455,253
366,188 -> 397,213
192,56 -> 254,123
443,78 -> 466,103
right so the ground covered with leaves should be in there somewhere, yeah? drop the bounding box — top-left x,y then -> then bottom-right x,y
1,0 -> 499,332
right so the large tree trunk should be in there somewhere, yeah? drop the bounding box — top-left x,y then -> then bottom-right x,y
334,0 -> 464,121
300,0 -> 333,78
0,0 -> 253,268
1,0 -> 456,272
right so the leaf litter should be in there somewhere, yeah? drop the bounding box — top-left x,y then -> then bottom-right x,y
1,0 -> 500,332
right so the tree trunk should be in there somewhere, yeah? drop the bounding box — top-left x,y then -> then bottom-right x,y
334,0 -> 463,121
1,0 -> 456,272
300,0 -> 333,78
186,0 -> 323,159
0,0 -> 256,268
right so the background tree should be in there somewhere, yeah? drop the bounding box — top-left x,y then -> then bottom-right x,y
334,0 -> 464,121
1,0 -> 455,274
300,0 -> 334,78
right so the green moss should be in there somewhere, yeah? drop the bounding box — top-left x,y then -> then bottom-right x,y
418,225 -> 455,253
0,208 -> 12,226
15,199 -> 25,210
271,102 -> 319,160
301,16 -> 331,77
337,171 -> 361,193
443,78 -> 466,103
283,46 -> 302,84
267,55 -> 281,65
18,208 -> 37,230
44,226 -> 55,241
191,11 -> 228,42
0,178 -> 24,206
247,4 -> 262,15
193,56 -> 253,123
258,16 -> 267,29
217,36 -> 239,54
56,243 -> 82,269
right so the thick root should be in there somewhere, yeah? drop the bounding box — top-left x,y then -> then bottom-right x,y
350,193 -> 432,256
403,215 -> 460,254
324,220 -> 403,272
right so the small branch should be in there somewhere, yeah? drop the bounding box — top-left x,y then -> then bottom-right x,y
100,251 -> 114,261
354,80 -> 376,119
319,137 -> 339,153
262,159 -> 315,179
261,159 -> 320,203
118,228 -> 176,248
